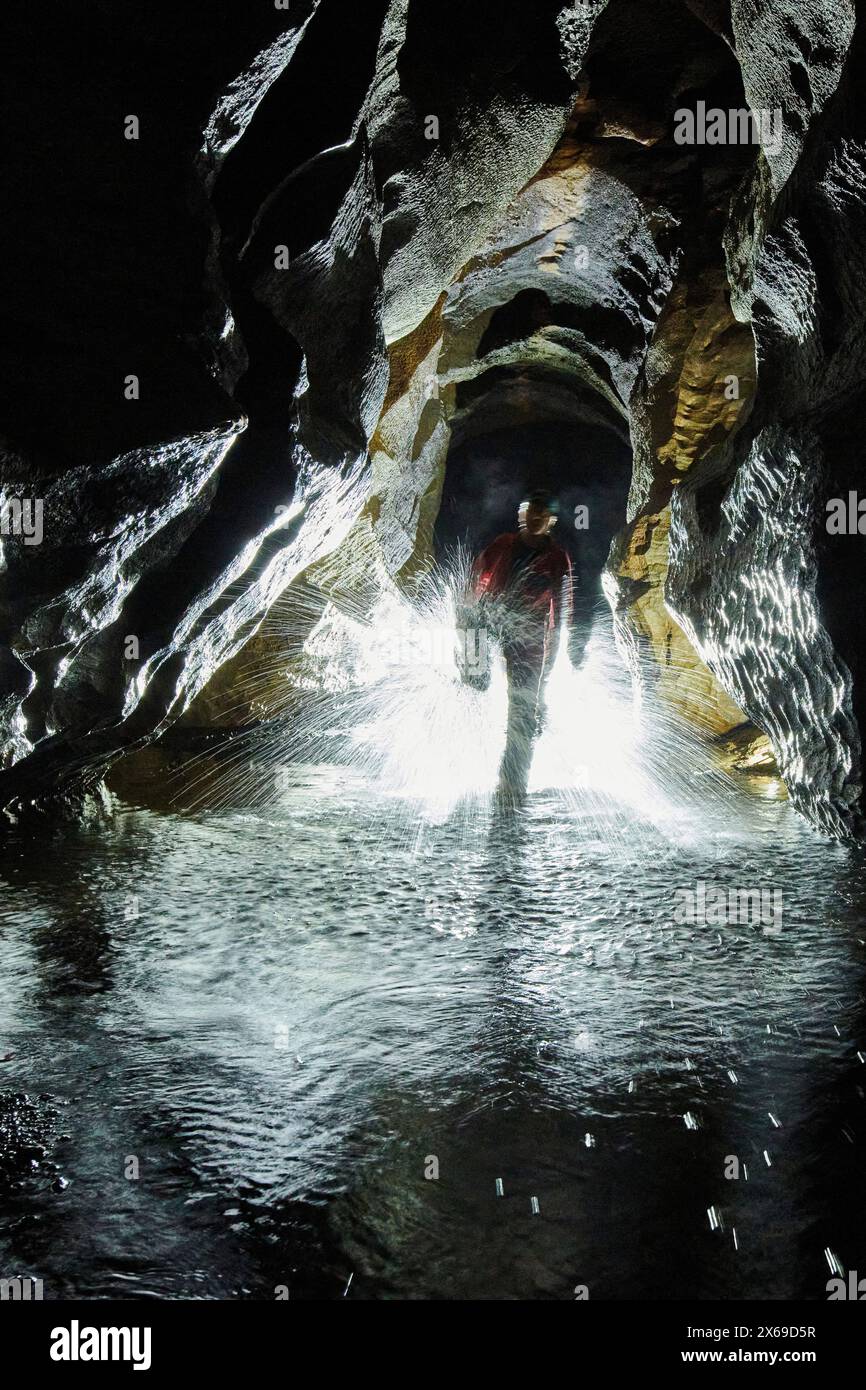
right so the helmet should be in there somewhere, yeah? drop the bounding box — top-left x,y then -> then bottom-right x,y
523,488 -> 561,516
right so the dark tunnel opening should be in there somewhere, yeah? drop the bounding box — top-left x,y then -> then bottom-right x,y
434,418 -> 634,642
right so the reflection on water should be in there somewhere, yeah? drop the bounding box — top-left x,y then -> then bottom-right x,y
1,767 -> 865,1301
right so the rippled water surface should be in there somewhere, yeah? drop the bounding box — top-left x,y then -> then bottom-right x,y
2,769 -> 866,1300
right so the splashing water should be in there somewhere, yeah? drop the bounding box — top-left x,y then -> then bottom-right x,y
530,629 -> 646,803
305,562 -> 510,818
201,552 -> 759,854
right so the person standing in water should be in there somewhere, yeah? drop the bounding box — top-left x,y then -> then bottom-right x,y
465,489 -> 577,806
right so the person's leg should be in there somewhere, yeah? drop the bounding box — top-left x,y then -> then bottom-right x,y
497,655 -> 543,806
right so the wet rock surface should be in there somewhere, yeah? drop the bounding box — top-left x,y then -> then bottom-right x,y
2,1 -> 866,837
667,12 -> 866,837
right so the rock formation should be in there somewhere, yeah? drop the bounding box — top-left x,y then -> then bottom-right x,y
1,0 -> 865,836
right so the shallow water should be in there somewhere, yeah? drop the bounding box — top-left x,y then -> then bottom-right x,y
2,765 -> 865,1301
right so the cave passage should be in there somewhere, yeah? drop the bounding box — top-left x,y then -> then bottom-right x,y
435,415 -> 633,656
3,0 -> 866,1324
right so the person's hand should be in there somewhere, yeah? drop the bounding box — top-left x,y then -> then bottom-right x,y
456,598 -> 493,690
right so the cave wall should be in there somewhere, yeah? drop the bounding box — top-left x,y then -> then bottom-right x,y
2,0 -> 866,837
0,0 -> 589,812
666,2 -> 866,837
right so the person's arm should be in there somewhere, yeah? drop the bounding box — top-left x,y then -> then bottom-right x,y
556,552 -> 574,634
564,553 -> 590,669
470,535 -> 508,600
546,551 -> 572,647
458,537 -> 507,689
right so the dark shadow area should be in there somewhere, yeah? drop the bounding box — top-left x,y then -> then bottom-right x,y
581,0 -> 749,146
434,419 -> 633,612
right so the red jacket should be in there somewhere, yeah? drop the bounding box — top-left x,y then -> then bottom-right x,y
471,533 -> 573,666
